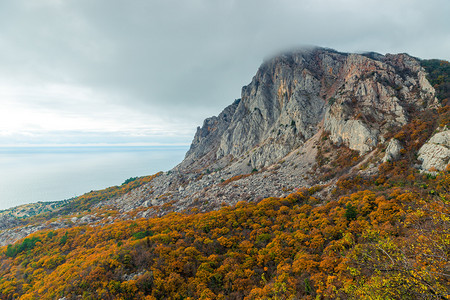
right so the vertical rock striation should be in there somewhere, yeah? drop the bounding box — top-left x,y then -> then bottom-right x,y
178,47 -> 438,172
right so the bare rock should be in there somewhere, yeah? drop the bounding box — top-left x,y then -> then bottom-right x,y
418,130 -> 450,171
324,53 -> 436,154
177,48 -> 437,172
382,138 -> 404,162
324,115 -> 378,153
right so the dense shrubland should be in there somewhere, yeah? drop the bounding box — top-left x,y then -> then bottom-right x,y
0,163 -> 447,299
421,59 -> 450,105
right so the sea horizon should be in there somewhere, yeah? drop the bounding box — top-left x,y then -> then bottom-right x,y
0,145 -> 189,211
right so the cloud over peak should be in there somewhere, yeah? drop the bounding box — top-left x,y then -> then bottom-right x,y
0,0 -> 449,146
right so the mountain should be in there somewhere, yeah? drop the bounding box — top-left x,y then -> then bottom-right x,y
180,47 -> 437,171
0,47 -> 448,299
91,47 -> 446,214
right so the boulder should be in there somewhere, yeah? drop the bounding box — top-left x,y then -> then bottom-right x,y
382,138 -> 403,162
418,130 -> 449,171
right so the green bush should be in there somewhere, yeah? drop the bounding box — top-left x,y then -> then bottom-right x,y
5,236 -> 41,257
122,177 -> 138,185
345,204 -> 357,221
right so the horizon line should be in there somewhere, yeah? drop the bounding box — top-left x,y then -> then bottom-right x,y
0,143 -> 191,148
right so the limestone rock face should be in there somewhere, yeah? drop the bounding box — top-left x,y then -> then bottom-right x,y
176,99 -> 240,171
215,49 -> 334,168
178,47 -> 437,171
324,116 -> 378,153
418,130 -> 450,171
324,53 -> 437,153
382,139 -> 404,162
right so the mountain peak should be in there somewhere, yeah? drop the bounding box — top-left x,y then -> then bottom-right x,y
179,48 -> 438,174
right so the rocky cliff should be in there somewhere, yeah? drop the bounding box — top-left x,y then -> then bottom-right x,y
418,129 -> 449,171
95,47 -> 447,215
179,47 -> 438,174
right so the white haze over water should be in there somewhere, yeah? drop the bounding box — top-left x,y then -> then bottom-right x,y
0,146 -> 188,211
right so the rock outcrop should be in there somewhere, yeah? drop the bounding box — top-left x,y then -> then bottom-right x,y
418,129 -> 449,171
177,99 -> 241,172
324,53 -> 437,153
382,138 -> 404,162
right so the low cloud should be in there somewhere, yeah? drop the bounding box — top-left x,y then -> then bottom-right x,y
0,0 -> 449,145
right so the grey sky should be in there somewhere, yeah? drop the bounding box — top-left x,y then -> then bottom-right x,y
0,0 -> 449,146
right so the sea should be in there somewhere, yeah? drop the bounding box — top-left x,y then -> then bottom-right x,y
0,146 -> 189,211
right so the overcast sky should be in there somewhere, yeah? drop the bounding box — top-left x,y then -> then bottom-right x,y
0,0 -> 449,146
